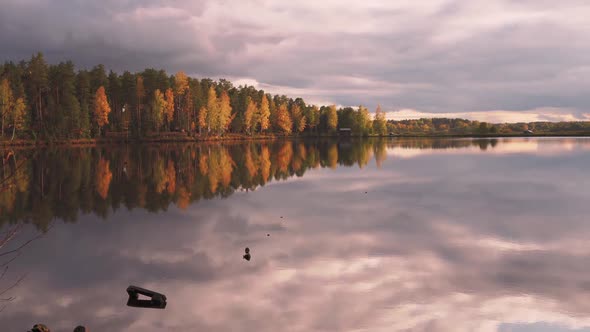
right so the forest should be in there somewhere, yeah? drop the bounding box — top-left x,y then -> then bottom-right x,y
1,52 -> 589,141
0,53 -> 384,141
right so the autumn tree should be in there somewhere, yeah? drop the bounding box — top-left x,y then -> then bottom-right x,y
164,88 -> 174,130
258,94 -> 271,133
244,97 -> 257,134
0,79 -> 14,137
218,90 -> 232,134
326,105 -> 338,132
174,71 -> 192,127
276,103 -> 292,135
174,71 -> 189,97
373,104 -> 387,136
355,105 -> 371,135
152,89 -> 166,132
305,105 -> 320,134
198,106 -> 208,134
183,88 -> 193,132
206,86 -> 218,134
290,104 -> 306,133
94,86 -> 111,135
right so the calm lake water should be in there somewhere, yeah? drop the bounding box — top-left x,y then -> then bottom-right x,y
1,138 -> 590,332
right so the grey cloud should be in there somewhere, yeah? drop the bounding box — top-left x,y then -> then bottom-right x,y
2,0 -> 590,116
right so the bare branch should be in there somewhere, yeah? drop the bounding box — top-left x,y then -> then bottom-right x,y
0,224 -> 22,250
0,229 -> 48,259
0,274 -> 26,299
0,251 -> 21,268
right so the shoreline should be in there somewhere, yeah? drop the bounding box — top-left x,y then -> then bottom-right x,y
1,132 -> 589,148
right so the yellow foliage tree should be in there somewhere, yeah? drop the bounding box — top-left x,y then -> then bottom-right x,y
327,105 -> 338,132
94,86 -> 111,135
206,87 -> 218,134
198,106 -> 208,134
0,79 -> 16,138
290,104 -> 306,133
152,89 -> 166,132
218,90 -> 233,134
165,88 -> 174,130
258,95 -> 271,132
373,104 -> 387,136
244,98 -> 257,134
174,71 -> 189,96
276,103 -> 292,135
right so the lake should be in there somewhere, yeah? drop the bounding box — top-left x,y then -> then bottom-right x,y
1,137 -> 590,332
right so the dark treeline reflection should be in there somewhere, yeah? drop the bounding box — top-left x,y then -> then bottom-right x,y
0,138 -> 518,228
0,139 -> 401,229
388,137 -> 500,150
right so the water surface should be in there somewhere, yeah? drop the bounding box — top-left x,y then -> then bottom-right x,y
1,138 -> 590,332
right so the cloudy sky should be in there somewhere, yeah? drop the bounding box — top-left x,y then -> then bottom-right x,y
1,0 -> 590,121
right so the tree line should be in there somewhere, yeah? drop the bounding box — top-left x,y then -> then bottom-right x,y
0,53 -> 390,140
387,118 -> 590,135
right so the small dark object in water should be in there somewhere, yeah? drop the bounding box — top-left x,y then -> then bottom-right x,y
364,191 -> 367,194
243,247 -> 251,261
280,216 -> 283,219
267,234 -> 270,236
29,324 -> 50,332
126,285 -> 167,309
73,326 -> 87,332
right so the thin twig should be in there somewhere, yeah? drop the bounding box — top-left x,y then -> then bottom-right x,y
0,225 -> 51,259
0,266 -> 7,280
0,274 -> 26,298
0,224 -> 22,250
0,252 -> 21,268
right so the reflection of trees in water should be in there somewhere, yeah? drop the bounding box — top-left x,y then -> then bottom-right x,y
0,151 -> 47,312
95,158 -> 112,199
386,138 -> 500,150
0,140 -> 394,229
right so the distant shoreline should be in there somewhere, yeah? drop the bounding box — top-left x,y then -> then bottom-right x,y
1,132 -> 590,148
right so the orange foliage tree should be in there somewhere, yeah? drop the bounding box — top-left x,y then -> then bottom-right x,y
94,86 -> 111,135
